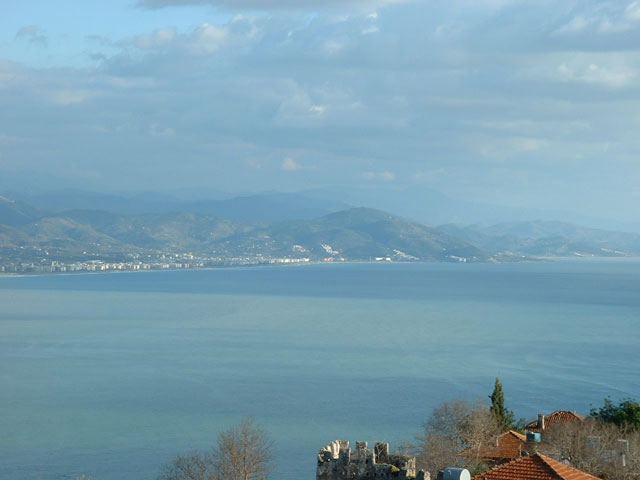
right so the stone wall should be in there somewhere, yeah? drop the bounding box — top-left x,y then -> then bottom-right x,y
317,440 -> 429,480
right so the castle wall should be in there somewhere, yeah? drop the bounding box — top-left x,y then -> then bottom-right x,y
317,440 -> 429,480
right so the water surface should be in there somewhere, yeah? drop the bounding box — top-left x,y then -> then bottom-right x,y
1,260 -> 639,479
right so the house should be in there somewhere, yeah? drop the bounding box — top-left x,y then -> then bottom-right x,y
526,411 -> 585,433
462,431 -> 528,465
472,453 -> 602,480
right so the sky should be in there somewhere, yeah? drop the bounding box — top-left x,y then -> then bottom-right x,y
1,0 -> 640,224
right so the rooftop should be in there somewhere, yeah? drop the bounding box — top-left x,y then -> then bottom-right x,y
526,411 -> 585,432
472,453 -> 601,480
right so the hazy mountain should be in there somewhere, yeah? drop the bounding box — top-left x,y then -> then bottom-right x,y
9,189 -> 184,215
3,194 -> 639,267
57,210 -> 253,252
0,196 -> 488,263
212,208 -> 489,262
300,186 -> 636,233
182,192 -> 350,223
0,195 -> 42,227
438,221 -> 640,257
8,189 -> 350,223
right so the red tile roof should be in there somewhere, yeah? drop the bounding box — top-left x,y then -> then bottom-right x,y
526,411 -> 585,432
465,431 -> 528,461
472,453 -> 601,480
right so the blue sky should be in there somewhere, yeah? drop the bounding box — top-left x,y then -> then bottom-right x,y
1,0 -> 640,225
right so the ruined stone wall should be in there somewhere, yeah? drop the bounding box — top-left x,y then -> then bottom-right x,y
317,440 -> 429,480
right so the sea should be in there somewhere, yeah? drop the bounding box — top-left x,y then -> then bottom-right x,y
1,259 -> 639,480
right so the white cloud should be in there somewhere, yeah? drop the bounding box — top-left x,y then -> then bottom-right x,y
149,124 -> 176,137
554,1 -> 640,36
281,157 -> 302,170
477,136 -> 549,161
362,171 -> 395,181
0,132 -> 25,144
554,16 -> 592,35
128,22 -> 237,56
105,76 -> 158,89
323,40 -> 345,56
361,26 -> 380,35
135,28 -> 176,49
137,0 -> 407,12
50,89 -> 95,106
191,23 -> 229,54
522,52 -> 639,89
626,1 -> 640,21
308,105 -> 326,115
556,61 -> 636,88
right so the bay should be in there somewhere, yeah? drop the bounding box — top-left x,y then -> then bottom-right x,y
1,260 -> 639,480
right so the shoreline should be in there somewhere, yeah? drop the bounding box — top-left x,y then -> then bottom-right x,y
2,255 -> 640,279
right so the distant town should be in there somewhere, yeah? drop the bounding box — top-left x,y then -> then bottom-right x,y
0,249 -> 321,274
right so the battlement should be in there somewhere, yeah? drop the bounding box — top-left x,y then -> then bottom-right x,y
317,441 -> 429,480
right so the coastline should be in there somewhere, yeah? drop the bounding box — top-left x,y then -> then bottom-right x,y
2,255 -> 640,279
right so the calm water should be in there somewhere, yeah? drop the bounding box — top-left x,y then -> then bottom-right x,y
1,260 -> 639,480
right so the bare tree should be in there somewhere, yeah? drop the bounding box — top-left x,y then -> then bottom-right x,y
413,400 -> 500,477
158,419 -> 273,480
158,451 -> 213,480
462,403 -> 502,468
543,418 -> 640,480
212,419 -> 274,480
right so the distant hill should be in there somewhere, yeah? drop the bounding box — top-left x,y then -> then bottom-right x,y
3,193 -> 639,268
182,192 -> 350,223
438,221 -> 640,257
10,189 -> 350,223
0,195 -> 42,227
211,208 -> 489,262
300,186 -> 623,230
0,197 -> 489,264
8,189 -> 183,215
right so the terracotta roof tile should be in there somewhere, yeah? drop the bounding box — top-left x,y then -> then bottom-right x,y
469,431 -> 528,461
526,411 -> 585,432
472,453 -> 601,480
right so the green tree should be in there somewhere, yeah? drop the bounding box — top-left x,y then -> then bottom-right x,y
488,378 -> 515,431
591,397 -> 640,430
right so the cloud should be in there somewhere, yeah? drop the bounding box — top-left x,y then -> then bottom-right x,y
521,51 -> 639,89
4,0 -> 640,220
281,157 -> 302,170
361,26 -> 380,35
556,61 -> 636,88
554,16 -> 593,35
50,89 -> 96,106
129,23 -> 231,55
553,1 -> 640,36
137,0 -> 407,12
149,124 -> 176,137
477,136 -> 550,161
15,25 -> 48,47
362,171 -> 396,181
135,28 -> 176,49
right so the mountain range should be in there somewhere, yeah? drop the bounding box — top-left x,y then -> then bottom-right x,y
2,191 -> 640,269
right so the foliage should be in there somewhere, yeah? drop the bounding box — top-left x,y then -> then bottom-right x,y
489,378 -> 515,431
158,419 -> 273,480
591,398 -> 640,431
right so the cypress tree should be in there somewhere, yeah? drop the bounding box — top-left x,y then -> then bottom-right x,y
489,378 -> 515,431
